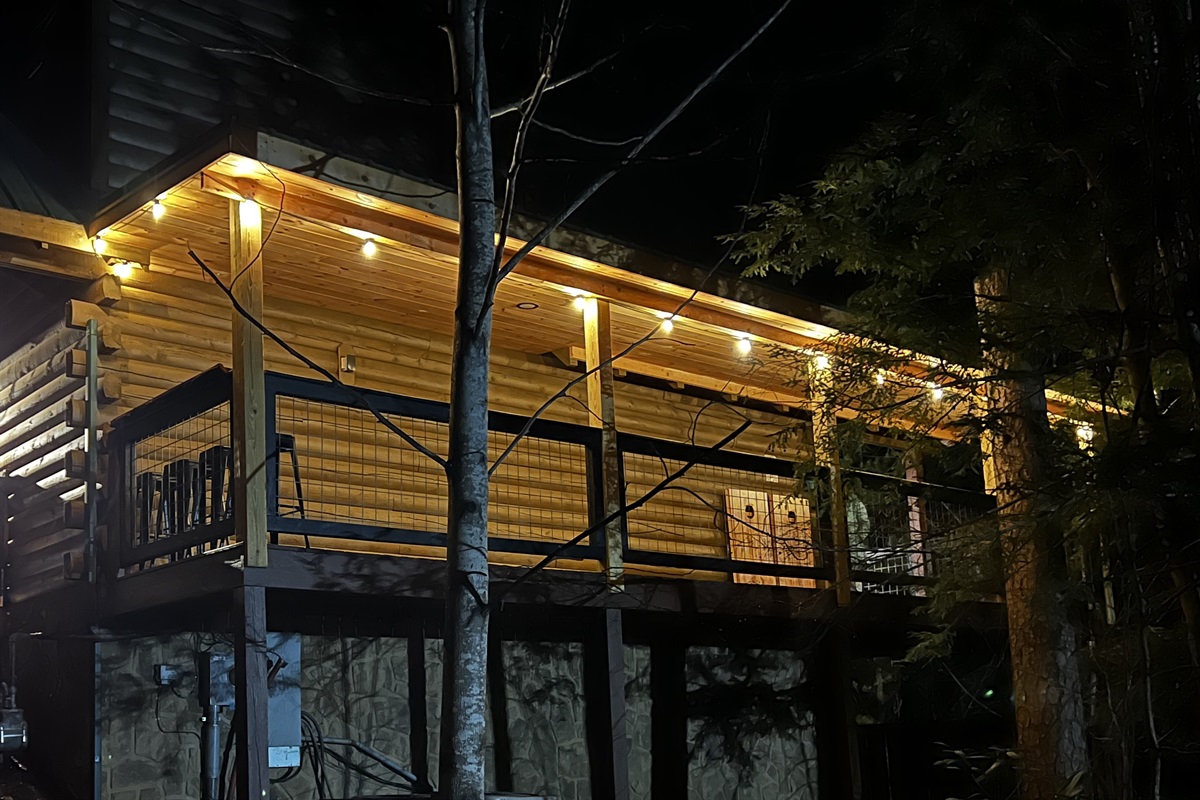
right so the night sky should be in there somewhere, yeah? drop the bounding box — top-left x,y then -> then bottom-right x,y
3,1 -> 901,305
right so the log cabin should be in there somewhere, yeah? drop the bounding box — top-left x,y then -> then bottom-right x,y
0,4 -> 1016,799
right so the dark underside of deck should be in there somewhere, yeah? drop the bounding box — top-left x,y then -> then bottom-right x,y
10,543 -> 1006,643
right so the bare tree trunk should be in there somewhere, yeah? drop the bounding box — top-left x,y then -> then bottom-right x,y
977,265 -> 1089,800
441,1 -> 495,798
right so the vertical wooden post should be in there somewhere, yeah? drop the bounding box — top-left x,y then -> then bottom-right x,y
407,627 -> 432,794
585,609 -> 631,800
582,297 -> 623,584
814,625 -> 862,800
581,298 -> 630,800
650,638 -> 687,798
234,585 -> 270,800
487,626 -> 514,792
230,198 -> 268,568
811,372 -> 852,606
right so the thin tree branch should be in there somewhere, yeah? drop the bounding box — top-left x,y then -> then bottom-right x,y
490,50 -> 620,118
529,119 -> 643,147
489,108 -> 774,474
493,0 -> 793,284
489,0 -> 573,284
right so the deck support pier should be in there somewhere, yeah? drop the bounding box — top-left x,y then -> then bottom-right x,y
815,624 -> 863,800
233,585 -> 269,800
585,608 -> 631,800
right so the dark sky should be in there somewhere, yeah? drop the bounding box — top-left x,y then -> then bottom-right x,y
4,1 -> 899,305
380,1 -> 898,303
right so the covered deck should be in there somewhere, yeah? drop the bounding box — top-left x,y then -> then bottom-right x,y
3,144 -> 994,610
103,364 -> 992,599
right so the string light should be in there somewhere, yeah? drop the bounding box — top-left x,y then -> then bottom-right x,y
735,334 -> 752,356
655,311 -> 675,333
814,354 -> 831,371
1075,424 -> 1095,448
238,197 -> 260,227
875,370 -> 886,385
573,295 -> 591,311
92,235 -> 107,255
930,384 -> 944,401
151,192 -> 166,220
110,261 -> 134,280
361,239 -> 377,258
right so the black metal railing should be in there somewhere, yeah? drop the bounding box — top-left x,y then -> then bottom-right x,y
109,367 -> 235,569
617,433 -> 831,585
842,470 -> 995,595
263,373 -> 605,560
107,369 -> 994,592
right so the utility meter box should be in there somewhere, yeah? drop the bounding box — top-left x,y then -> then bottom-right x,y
199,632 -> 301,768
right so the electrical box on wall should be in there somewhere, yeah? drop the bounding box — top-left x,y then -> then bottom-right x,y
199,633 -> 301,768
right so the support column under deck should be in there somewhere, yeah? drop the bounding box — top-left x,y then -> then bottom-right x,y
234,585 -> 269,800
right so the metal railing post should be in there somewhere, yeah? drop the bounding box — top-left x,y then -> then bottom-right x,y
85,319 -> 99,584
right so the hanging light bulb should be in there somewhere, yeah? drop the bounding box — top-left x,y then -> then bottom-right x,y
573,295 -> 591,311
735,335 -> 752,356
930,384 -> 944,401
361,238 -> 377,257
814,354 -> 831,371
151,199 -> 165,220
92,235 -> 107,255
875,370 -> 887,386
1075,424 -> 1095,448
659,317 -> 674,333
110,261 -> 134,280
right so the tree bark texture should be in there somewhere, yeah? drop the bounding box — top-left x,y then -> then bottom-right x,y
441,1 -> 496,798
976,265 -> 1089,800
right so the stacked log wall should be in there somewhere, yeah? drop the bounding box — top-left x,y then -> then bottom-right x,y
51,270 -> 812,570
0,306 -> 102,600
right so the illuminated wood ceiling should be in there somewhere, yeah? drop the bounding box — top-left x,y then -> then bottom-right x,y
97,155 -> 817,408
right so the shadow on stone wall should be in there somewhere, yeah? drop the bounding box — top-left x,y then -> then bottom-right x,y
686,646 -> 819,800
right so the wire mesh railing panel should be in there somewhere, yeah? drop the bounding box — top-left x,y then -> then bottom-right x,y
275,395 -> 450,533
487,430 -> 590,543
130,402 -> 232,560
845,487 -> 925,595
622,453 -> 817,574
274,395 -> 592,546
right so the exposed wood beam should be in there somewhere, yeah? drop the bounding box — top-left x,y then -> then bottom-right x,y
568,346 -> 807,408
0,209 -> 92,251
83,275 -> 123,307
0,233 -> 104,282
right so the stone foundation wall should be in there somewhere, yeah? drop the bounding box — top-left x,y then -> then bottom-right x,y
98,635 -> 817,800
687,646 -> 819,800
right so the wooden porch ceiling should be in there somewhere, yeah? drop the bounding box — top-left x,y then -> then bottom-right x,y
95,153 -> 819,408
